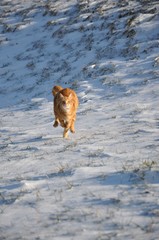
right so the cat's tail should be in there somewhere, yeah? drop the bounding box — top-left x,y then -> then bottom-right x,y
52,85 -> 63,97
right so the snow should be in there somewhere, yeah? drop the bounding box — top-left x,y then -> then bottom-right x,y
0,0 -> 159,239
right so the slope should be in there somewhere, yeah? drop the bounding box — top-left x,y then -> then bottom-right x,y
0,0 -> 159,239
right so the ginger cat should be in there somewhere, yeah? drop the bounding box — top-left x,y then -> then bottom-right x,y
52,86 -> 79,138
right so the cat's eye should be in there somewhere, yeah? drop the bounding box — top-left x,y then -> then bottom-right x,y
62,101 -> 66,105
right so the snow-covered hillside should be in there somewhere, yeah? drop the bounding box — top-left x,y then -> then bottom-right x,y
0,0 -> 159,239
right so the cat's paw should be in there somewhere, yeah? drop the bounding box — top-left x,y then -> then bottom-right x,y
63,133 -> 69,138
60,120 -> 66,128
53,121 -> 58,127
70,128 -> 75,133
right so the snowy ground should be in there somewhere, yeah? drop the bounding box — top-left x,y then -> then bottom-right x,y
0,0 -> 159,239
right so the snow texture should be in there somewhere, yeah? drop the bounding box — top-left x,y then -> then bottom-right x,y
0,0 -> 159,239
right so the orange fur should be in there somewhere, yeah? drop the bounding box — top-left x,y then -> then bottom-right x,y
52,86 -> 79,138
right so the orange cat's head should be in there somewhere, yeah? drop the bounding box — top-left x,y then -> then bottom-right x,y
52,85 -> 63,97
59,88 -> 73,111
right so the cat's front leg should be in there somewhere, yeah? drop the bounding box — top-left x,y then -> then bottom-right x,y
63,121 -> 70,138
53,118 -> 59,127
65,121 -> 70,128
60,120 -> 65,128
63,127 -> 69,138
70,120 -> 75,133
70,115 -> 76,133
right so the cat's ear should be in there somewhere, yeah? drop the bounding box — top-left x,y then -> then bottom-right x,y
69,93 -> 73,98
59,93 -> 64,99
